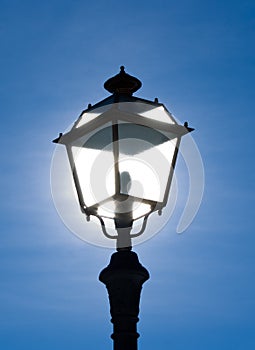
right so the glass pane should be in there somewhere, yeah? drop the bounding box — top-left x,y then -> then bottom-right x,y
75,105 -> 112,128
71,145 -> 115,207
118,137 -> 178,203
84,122 -> 173,154
82,124 -> 113,150
118,101 -> 176,124
71,123 -> 115,207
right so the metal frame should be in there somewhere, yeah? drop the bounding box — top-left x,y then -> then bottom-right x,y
53,93 -> 193,247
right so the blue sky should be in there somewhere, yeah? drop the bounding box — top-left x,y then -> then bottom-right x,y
0,0 -> 255,349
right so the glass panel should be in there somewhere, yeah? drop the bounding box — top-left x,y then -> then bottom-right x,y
84,122 -> 173,154
83,124 -> 113,149
75,105 -> 112,128
118,137 -> 178,203
71,122 -> 115,207
118,101 -> 176,124
71,145 -> 115,207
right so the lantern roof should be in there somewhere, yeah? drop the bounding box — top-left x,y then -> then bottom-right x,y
53,67 -> 194,146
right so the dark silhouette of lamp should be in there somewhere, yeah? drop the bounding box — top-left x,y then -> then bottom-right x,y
53,67 -> 193,350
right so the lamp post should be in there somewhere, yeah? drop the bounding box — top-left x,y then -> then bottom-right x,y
53,67 -> 193,350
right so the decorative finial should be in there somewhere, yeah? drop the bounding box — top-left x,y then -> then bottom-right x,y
104,66 -> 142,95
184,121 -> 195,132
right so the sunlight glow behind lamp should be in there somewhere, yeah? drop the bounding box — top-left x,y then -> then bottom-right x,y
53,66 -> 194,250
52,67 -> 194,350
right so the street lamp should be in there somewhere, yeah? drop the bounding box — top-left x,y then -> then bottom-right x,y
53,66 -> 193,350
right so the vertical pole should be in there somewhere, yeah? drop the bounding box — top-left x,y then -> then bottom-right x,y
99,250 -> 149,350
114,215 -> 133,251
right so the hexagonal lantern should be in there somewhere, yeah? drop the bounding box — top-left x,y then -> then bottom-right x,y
53,66 -> 193,250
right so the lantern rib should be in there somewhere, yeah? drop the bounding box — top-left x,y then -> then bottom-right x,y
96,215 -> 118,240
91,213 -> 150,241
130,215 -> 149,238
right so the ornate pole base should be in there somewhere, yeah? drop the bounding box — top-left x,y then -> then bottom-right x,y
99,250 -> 149,350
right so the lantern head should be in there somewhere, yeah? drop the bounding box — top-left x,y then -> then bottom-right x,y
53,67 -> 193,249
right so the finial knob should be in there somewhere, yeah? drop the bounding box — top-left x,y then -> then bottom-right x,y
104,67 -> 142,95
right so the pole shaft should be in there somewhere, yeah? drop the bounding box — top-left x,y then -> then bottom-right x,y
99,251 -> 149,350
